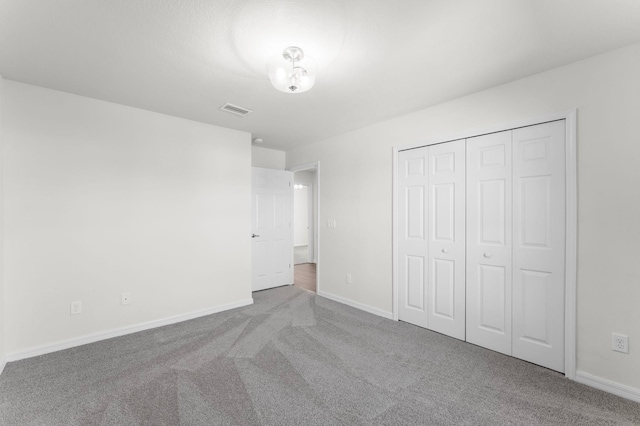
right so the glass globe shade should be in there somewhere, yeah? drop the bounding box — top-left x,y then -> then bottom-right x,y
267,48 -> 317,94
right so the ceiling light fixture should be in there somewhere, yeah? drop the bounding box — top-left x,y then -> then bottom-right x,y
267,46 -> 317,94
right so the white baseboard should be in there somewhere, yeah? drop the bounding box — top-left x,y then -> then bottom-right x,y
575,370 -> 640,403
318,290 -> 393,320
5,298 -> 253,363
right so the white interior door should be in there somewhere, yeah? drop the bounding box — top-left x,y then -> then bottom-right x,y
512,121 -> 565,372
398,147 -> 429,329
252,168 -> 293,292
427,140 -> 466,340
466,131 -> 513,356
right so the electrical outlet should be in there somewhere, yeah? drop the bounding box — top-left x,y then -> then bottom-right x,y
346,274 -> 352,284
121,292 -> 131,305
70,300 -> 82,315
612,333 -> 629,354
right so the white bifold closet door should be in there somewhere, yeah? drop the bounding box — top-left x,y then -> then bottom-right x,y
511,121 -> 565,372
466,131 -> 513,355
398,140 -> 466,340
428,141 -> 466,339
398,147 -> 429,329
466,121 -> 565,372
398,120 -> 565,372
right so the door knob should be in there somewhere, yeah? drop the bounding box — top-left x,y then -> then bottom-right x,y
251,234 -> 260,238
483,253 -> 492,258
441,249 -> 448,253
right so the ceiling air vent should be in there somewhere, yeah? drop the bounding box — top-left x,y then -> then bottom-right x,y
220,103 -> 253,117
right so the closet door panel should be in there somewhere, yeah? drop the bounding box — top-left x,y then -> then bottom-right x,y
398,148 -> 429,329
428,140 -> 466,340
512,121 -> 565,372
466,131 -> 513,355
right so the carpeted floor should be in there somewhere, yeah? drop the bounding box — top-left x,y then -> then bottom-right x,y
1,285 -> 639,425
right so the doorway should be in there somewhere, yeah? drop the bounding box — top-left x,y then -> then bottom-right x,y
290,162 -> 319,293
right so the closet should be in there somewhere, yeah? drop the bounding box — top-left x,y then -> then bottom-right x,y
397,120 -> 566,372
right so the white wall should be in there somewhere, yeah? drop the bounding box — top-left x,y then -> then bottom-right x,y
294,170 -> 318,261
252,146 -> 285,169
293,186 -> 309,247
287,42 -> 640,391
0,73 -> 5,372
2,81 -> 252,356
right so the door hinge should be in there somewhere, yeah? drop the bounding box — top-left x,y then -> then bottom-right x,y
289,264 -> 291,269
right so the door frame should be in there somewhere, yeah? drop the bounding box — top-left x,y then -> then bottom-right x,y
392,109 -> 577,379
289,161 -> 321,293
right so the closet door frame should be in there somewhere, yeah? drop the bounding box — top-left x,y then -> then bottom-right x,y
392,109 -> 577,379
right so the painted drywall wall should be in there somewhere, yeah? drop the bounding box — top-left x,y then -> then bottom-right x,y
2,81 -> 252,355
287,42 -> 640,390
293,186 -> 309,247
251,146 -> 285,169
0,73 -> 5,370
294,170 -> 318,262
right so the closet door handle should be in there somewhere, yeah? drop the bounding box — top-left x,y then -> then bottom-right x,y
441,249 -> 448,253
483,253 -> 492,258
252,233 -> 261,238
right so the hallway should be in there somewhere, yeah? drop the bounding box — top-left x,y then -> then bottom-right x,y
294,263 -> 316,293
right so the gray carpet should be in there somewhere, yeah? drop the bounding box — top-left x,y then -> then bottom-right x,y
1,286 -> 639,425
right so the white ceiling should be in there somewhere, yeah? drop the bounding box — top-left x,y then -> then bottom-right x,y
2,1 -> 640,151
